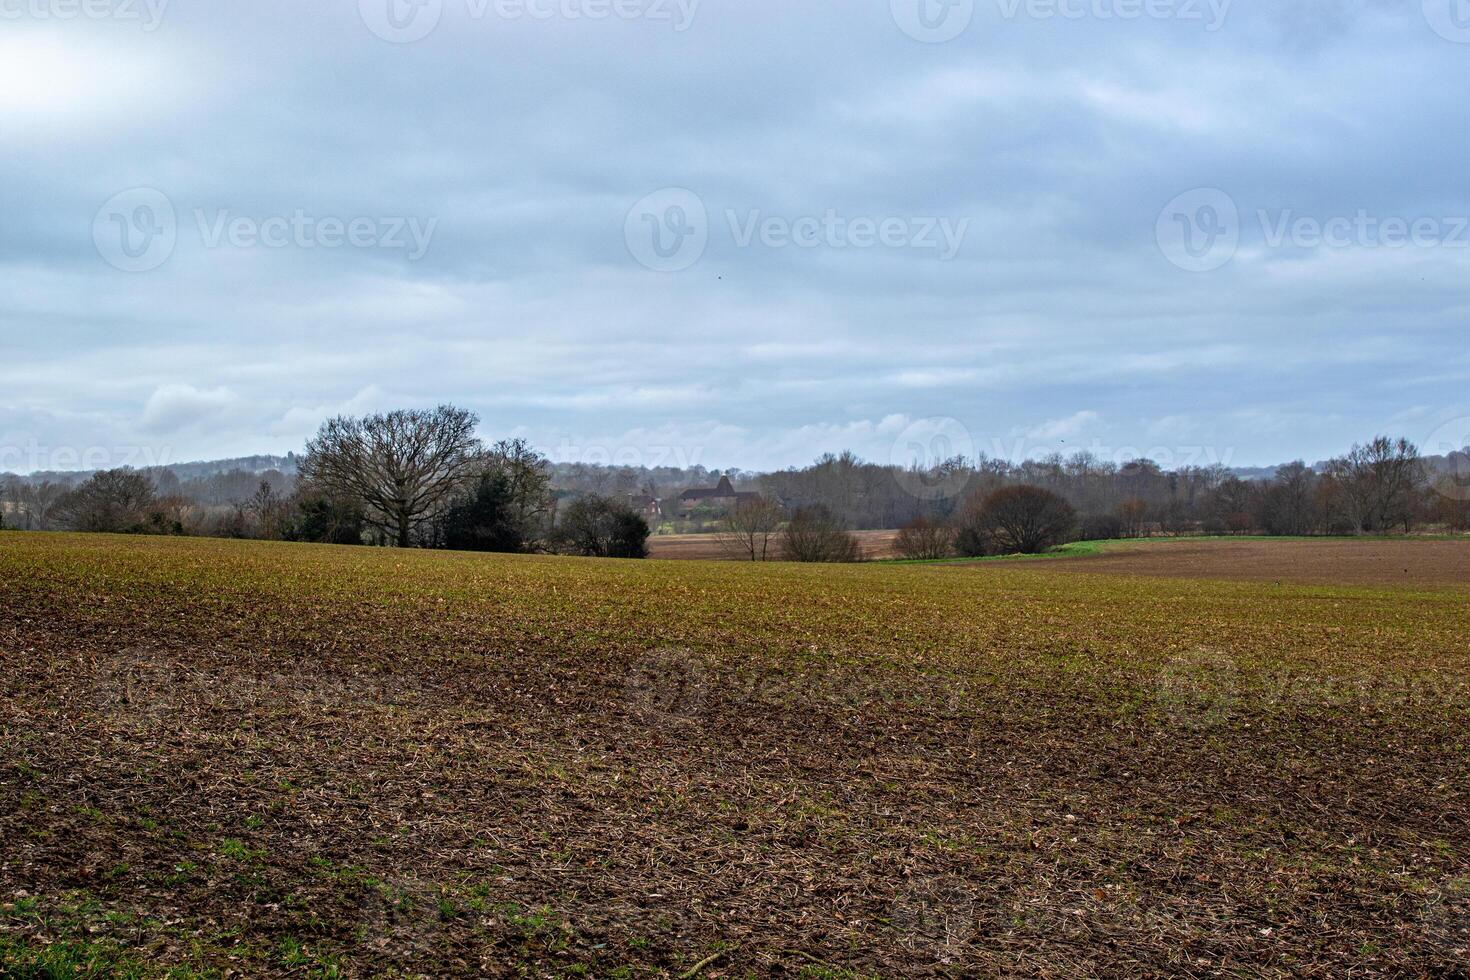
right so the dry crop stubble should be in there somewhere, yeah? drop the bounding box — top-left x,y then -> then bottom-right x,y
1,532 -> 1467,976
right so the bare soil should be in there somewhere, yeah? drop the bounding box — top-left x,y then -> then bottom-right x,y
2,532 -> 1468,977
1046,537 -> 1470,589
648,530 -> 901,561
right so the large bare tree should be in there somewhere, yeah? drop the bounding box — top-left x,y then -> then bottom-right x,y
302,405 -> 482,548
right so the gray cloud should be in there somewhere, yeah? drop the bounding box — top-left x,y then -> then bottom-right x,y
2,0 -> 1468,472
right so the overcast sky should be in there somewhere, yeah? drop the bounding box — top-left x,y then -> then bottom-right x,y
4,0 -> 1469,474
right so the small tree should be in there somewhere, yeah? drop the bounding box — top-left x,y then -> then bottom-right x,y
432,471 -> 524,553
1432,480 -> 1470,532
486,438 -> 555,544
246,480 -> 292,540
956,485 -> 1077,556
554,495 -> 650,558
718,497 -> 782,561
1116,498 -> 1148,539
2,478 -> 65,531
1078,513 -> 1124,542
781,505 -> 861,563
284,491 -> 366,545
894,515 -> 954,560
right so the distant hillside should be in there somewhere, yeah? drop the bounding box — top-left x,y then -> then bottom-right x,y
8,454 -> 298,485
149,454 -> 300,481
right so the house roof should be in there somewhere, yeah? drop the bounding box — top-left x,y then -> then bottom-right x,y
678,475 -> 744,502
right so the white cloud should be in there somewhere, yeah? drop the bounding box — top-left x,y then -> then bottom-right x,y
1024,411 -> 1102,441
140,385 -> 240,434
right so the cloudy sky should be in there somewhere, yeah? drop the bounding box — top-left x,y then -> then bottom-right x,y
4,0 -> 1469,474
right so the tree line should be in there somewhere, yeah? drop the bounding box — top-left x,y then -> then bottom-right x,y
3,410 -> 1466,560
1,407 -> 651,559
759,437 -> 1468,539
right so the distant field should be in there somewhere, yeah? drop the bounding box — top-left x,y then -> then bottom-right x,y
649,529 -> 901,561
2,533 -> 1469,976
1041,536 -> 1470,588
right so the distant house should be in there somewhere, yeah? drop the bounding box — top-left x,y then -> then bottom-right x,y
677,475 -> 761,516
626,494 -> 662,520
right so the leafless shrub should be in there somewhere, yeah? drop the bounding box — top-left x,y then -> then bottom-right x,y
781,505 -> 861,562
895,516 -> 954,560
